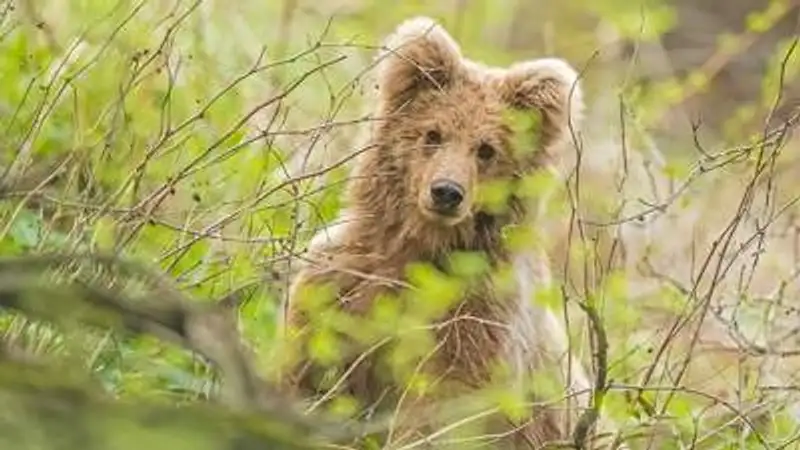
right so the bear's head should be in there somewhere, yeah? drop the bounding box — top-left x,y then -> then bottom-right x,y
349,17 -> 583,248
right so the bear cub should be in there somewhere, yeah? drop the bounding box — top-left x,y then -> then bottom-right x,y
279,16 -> 598,449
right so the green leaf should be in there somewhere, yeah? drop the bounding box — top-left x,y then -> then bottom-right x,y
532,284 -> 562,311
92,217 -> 117,252
405,262 -> 464,319
327,394 -> 361,419
501,223 -> 541,252
517,169 -> 560,201
446,251 -> 490,279
8,209 -> 43,249
308,327 -> 341,366
494,387 -> 528,423
475,178 -> 514,215
503,108 -> 542,158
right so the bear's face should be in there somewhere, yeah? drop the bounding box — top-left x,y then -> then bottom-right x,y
385,79 -> 522,226
369,17 -> 583,229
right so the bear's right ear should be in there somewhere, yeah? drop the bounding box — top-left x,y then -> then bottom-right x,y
375,17 -> 463,113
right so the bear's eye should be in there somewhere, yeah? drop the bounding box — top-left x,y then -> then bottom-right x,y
477,143 -> 496,161
424,130 -> 442,146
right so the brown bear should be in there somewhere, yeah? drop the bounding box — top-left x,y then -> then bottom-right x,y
278,16 -> 601,449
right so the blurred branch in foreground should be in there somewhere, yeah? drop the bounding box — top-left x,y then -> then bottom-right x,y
0,252 -> 347,450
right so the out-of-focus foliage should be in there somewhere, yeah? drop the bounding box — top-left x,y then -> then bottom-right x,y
1,0 -> 799,448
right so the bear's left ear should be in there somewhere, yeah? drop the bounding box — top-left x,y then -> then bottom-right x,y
375,17 -> 463,113
497,58 -> 584,151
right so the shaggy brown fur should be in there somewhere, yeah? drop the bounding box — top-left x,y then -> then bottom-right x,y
279,17 -> 595,449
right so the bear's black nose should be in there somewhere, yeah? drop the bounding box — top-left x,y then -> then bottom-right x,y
430,180 -> 465,212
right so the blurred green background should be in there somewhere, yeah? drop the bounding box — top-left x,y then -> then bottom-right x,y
1,0 -> 799,448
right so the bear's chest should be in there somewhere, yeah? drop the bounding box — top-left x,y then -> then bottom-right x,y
405,252 -> 548,386
416,276 -> 523,386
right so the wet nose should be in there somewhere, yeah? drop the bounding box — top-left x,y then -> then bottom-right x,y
430,180 -> 465,212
